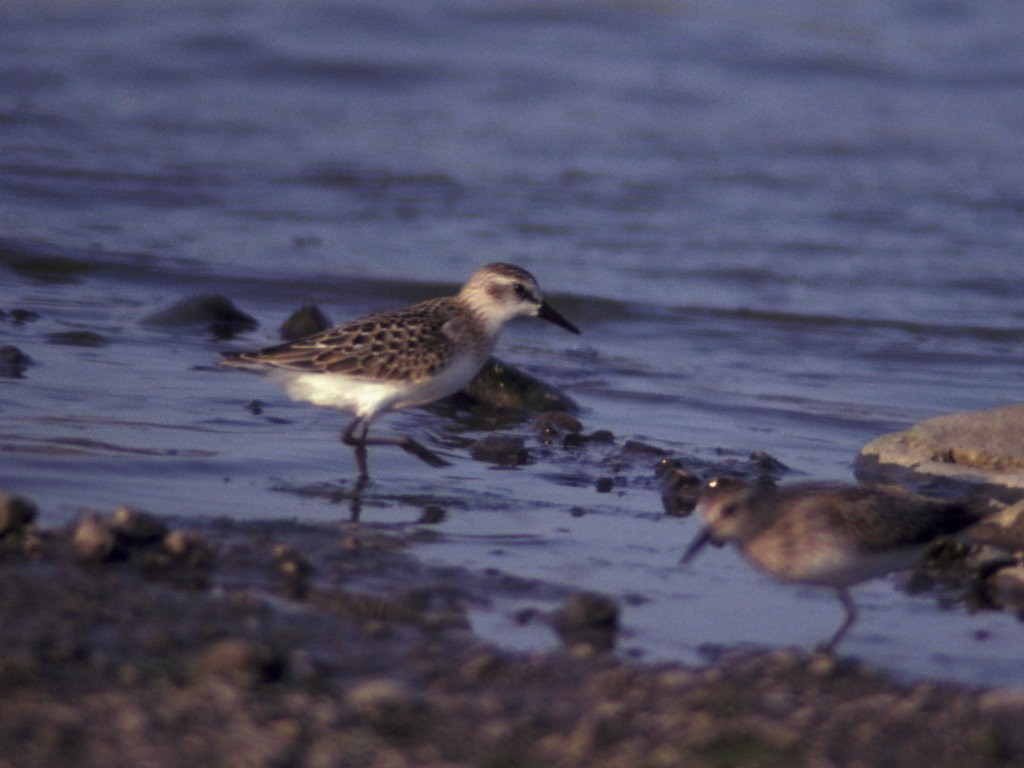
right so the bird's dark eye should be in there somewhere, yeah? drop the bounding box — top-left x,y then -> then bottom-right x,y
513,282 -> 529,298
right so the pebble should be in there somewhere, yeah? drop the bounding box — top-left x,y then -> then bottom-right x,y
190,638 -> 285,687
45,330 -> 108,347
280,305 -> 331,340
142,294 -> 257,338
345,677 -> 418,721
0,492 -> 37,536
110,505 -> 169,543
72,512 -> 119,561
470,435 -> 529,466
657,461 -> 701,517
554,591 -> 620,652
163,529 -> 214,566
0,345 -> 31,378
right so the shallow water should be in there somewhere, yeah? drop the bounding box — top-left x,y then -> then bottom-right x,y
2,0 -> 1024,686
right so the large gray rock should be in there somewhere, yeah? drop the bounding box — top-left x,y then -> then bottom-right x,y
856,405 -> 1024,502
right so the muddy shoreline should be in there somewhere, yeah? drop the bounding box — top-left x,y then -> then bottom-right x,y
2,497 -> 1023,768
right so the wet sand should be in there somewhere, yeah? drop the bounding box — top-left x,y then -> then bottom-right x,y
2,499 -> 1023,768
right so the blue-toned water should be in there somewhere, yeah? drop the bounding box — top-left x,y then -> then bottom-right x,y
2,0 -> 1023,685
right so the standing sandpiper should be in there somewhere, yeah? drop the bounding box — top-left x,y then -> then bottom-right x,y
220,263 -> 580,478
682,477 -> 980,652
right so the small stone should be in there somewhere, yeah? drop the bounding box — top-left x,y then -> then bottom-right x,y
0,345 -> 31,378
190,638 -> 285,686
534,411 -> 583,438
0,493 -> 37,536
658,462 -> 701,517
45,330 -> 108,347
417,505 -> 446,524
595,476 -> 615,493
470,435 -> 530,466
620,440 -> 668,458
110,505 -> 168,543
142,294 -> 257,339
272,545 -> 312,599
280,305 -> 331,340
554,591 -> 619,652
163,529 -> 214,567
345,677 -> 419,724
72,512 -> 118,561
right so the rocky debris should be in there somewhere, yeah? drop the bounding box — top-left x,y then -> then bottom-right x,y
657,459 -> 702,516
0,344 -> 31,378
45,330 -> 108,347
470,434 -> 530,466
857,405 -> 1024,503
279,305 -> 331,340
553,591 -> 620,652
142,294 -> 258,339
534,410 -> 584,440
69,506 -> 214,587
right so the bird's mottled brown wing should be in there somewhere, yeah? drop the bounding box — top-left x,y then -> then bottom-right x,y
818,487 -> 979,552
220,298 -> 470,382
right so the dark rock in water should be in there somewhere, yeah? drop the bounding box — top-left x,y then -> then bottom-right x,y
9,308 -> 39,324
280,305 -> 331,340
620,440 -> 668,459
142,294 -> 258,339
554,591 -> 619,652
0,345 -> 31,378
657,460 -> 702,517
533,410 -> 583,439
454,356 -> 577,413
0,493 -> 37,536
563,429 -> 615,449
45,330 -> 108,347
470,435 -> 530,466
750,450 -> 789,476
595,476 -> 615,493
856,405 -> 1024,503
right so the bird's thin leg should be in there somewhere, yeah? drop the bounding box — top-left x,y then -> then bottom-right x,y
818,587 -> 858,654
341,418 -> 370,479
341,417 -> 450,475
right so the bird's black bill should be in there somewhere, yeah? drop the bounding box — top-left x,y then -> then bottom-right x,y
538,301 -> 581,335
680,527 -> 712,565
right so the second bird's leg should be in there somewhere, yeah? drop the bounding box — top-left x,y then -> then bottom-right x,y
818,587 -> 858,654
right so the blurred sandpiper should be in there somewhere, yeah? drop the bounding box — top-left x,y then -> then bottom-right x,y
220,263 -> 580,478
682,477 -> 981,652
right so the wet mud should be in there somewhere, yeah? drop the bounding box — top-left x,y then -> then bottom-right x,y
2,497 -> 1024,768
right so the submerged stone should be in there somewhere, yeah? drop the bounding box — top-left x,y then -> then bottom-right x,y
657,460 -> 702,517
0,345 -> 31,378
142,294 -> 257,339
470,435 -> 530,466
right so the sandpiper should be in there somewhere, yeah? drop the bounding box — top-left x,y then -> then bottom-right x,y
682,477 -> 980,652
220,263 -> 580,478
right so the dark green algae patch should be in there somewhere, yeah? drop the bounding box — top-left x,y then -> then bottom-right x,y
2,495 -> 1024,768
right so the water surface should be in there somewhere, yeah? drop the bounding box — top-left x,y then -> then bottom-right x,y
2,0 -> 1023,685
